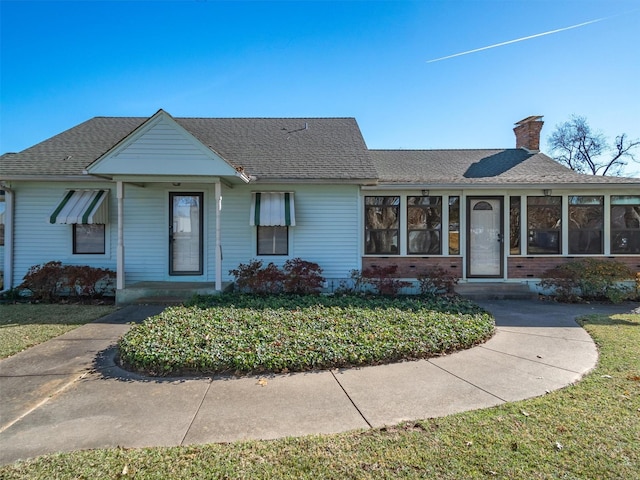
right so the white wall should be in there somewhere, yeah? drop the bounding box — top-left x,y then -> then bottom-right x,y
221,184 -> 361,282
10,181 -> 362,288
11,182 -> 117,287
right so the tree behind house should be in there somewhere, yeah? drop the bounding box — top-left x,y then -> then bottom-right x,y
547,115 -> 639,176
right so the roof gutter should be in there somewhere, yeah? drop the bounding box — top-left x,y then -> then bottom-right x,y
0,175 -> 107,182
362,181 -> 640,190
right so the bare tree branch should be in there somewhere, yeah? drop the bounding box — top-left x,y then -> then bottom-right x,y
547,115 -> 640,176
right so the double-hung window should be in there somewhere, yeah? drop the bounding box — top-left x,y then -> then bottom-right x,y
251,192 -> 295,256
257,226 -> 288,255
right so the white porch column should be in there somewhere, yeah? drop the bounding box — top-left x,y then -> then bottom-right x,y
2,187 -> 14,291
116,181 -> 125,290
215,180 -> 222,291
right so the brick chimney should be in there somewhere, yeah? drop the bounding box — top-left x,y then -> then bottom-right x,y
513,116 -> 544,151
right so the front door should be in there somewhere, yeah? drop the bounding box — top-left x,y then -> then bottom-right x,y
169,192 -> 203,275
467,197 -> 503,277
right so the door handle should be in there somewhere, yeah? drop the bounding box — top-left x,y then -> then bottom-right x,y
497,233 -> 503,243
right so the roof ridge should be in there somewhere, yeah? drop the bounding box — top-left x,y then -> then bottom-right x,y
91,116 -> 357,120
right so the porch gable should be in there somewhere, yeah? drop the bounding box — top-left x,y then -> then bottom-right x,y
86,110 -> 240,178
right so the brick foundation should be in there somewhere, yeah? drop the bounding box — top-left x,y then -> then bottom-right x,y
363,256 -> 640,280
362,257 -> 462,278
508,256 -> 640,279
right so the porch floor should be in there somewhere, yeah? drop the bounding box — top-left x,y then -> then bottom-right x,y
454,282 -> 537,301
116,281 -> 232,306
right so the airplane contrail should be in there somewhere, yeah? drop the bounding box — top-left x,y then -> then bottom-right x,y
426,17 -> 607,63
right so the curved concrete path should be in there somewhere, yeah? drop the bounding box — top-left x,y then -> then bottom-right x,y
0,300 -> 635,465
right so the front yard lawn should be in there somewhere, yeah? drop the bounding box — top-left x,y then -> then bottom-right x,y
119,294 -> 495,376
2,309 -> 638,479
0,304 -> 116,359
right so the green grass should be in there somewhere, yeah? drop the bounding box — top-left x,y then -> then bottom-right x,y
1,309 -> 638,479
0,304 -> 116,359
119,294 -> 494,376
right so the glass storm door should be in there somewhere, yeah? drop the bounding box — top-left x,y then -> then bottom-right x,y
169,192 -> 203,275
467,197 -> 503,277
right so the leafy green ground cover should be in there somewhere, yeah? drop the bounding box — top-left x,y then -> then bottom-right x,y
0,304 -> 115,359
119,294 -> 494,376
2,310 -> 638,479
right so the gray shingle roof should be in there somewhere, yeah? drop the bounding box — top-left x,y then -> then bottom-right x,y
2,114 -> 638,186
0,116 -> 378,181
176,117 -> 376,180
370,149 -> 640,185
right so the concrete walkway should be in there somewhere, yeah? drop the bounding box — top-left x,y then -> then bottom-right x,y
0,300 -> 635,465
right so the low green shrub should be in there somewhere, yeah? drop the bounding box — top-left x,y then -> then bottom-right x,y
539,258 -> 634,303
120,294 -> 494,376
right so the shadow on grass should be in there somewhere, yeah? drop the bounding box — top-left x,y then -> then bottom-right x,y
579,313 -> 640,327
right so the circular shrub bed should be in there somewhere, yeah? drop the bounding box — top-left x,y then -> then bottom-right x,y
118,294 -> 495,376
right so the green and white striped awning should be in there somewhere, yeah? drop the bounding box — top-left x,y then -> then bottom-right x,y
48,189 -> 109,224
250,192 -> 295,226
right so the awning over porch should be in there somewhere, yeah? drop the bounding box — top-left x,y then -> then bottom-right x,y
250,192 -> 296,226
48,189 -> 109,224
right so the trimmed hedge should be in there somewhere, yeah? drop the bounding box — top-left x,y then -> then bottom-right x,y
119,294 -> 494,376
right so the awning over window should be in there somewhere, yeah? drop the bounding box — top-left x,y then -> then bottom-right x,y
250,192 -> 295,226
48,189 -> 109,224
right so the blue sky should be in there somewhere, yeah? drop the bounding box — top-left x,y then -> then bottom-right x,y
2,0 -> 639,173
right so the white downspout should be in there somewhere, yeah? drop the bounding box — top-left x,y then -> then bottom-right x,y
215,180 -> 222,292
116,181 -> 125,291
1,186 -> 14,293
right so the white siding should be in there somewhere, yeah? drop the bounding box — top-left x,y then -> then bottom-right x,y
11,182 -> 117,287
220,184 -> 360,281
10,181 -> 361,288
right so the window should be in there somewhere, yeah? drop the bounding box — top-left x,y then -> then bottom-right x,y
509,196 -> 521,255
365,196 -> 399,254
611,195 -> 640,253
258,226 -> 288,255
568,196 -> 603,254
527,196 -> 561,254
449,196 -> 460,255
73,224 -> 105,254
407,196 -> 441,254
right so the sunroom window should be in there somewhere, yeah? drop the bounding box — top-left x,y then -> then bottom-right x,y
611,195 -> 640,253
365,196 -> 399,254
448,196 -> 460,255
407,196 -> 441,254
527,196 -> 561,254
509,196 -> 521,255
568,196 -> 603,254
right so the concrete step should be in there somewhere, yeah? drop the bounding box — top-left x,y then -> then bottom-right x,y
454,282 -> 537,301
